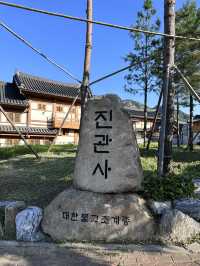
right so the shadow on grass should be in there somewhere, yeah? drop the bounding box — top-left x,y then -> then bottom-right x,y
140,145 -> 200,163
139,147 -> 158,158
173,149 -> 200,163
0,144 -> 77,160
177,161 -> 200,179
0,156 -> 75,208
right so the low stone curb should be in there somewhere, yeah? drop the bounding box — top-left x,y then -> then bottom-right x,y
0,240 -> 190,253
0,240 -> 199,266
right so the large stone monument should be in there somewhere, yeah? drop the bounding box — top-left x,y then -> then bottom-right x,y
42,95 -> 155,242
74,95 -> 143,193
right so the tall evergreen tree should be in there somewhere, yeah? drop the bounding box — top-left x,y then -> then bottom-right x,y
175,0 -> 200,151
124,0 -> 162,147
160,0 -> 176,175
174,84 -> 189,147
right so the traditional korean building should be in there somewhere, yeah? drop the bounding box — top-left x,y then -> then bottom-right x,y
125,108 -> 161,143
0,72 -> 81,146
189,115 -> 200,144
0,72 -> 163,147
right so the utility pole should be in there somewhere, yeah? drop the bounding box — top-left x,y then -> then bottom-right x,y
80,0 -> 93,117
158,0 -> 176,176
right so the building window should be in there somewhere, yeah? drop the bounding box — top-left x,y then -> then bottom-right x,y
6,139 -> 19,146
71,107 -> 76,113
7,112 -> 14,122
56,105 -> 63,112
38,103 -> 46,111
15,113 -> 21,123
6,113 -> 21,123
44,139 -> 50,145
29,139 -> 41,145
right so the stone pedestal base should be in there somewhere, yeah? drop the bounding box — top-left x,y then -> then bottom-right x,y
42,187 -> 155,243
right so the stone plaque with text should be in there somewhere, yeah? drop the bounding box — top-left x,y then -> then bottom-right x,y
42,188 -> 155,242
73,95 -> 143,193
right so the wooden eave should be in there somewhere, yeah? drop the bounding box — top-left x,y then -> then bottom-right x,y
0,102 -> 28,111
20,90 -> 81,103
130,115 -> 161,121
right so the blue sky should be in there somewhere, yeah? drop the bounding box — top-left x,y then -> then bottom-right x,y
0,0 -> 199,113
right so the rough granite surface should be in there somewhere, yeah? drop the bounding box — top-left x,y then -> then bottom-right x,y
73,95 -> 143,193
159,209 -> 200,244
42,187 -> 155,243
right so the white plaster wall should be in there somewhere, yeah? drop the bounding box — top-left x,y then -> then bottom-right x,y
55,104 -> 80,122
20,113 -> 26,123
0,138 -> 6,147
135,121 -> 152,129
77,106 -> 81,117
30,100 -> 53,128
31,102 -> 52,119
0,101 -> 81,146
0,112 -> 27,127
55,135 -> 74,144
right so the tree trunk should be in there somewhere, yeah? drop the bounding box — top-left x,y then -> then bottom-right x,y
143,35 -> 148,148
143,86 -> 148,148
80,0 -> 93,118
158,0 -> 176,176
176,95 -> 180,147
144,75 -> 148,147
188,94 -> 193,151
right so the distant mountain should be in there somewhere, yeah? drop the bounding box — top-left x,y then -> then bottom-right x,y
122,99 -> 146,110
156,106 -> 189,122
122,99 -> 189,122
177,110 -> 189,122
122,99 -> 156,112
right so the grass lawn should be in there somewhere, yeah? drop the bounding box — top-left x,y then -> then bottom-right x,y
0,145 -> 76,207
0,144 -> 200,207
140,144 -> 200,179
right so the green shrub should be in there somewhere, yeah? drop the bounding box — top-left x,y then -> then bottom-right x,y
143,174 -> 195,201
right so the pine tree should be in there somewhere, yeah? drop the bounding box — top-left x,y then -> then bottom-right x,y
160,0 -> 176,175
124,0 -> 162,148
175,0 -> 200,151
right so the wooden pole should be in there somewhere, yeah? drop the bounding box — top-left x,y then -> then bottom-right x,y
80,0 -> 93,117
176,95 -> 180,147
158,0 -> 176,176
48,0 -> 93,153
0,105 -> 39,159
143,35 -> 148,148
146,89 -> 163,151
188,94 -> 193,151
47,92 -> 80,153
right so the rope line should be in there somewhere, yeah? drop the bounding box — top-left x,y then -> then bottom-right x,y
89,64 -> 135,86
0,20 -> 82,84
1,1 -> 200,41
47,91 -> 80,154
173,64 -> 200,102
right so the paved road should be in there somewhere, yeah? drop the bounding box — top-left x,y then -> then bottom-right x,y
0,241 -> 199,266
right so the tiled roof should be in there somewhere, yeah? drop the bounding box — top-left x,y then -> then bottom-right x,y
194,115 -> 200,121
0,81 -> 28,107
14,72 -> 80,99
0,125 -> 57,135
124,108 -> 161,119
